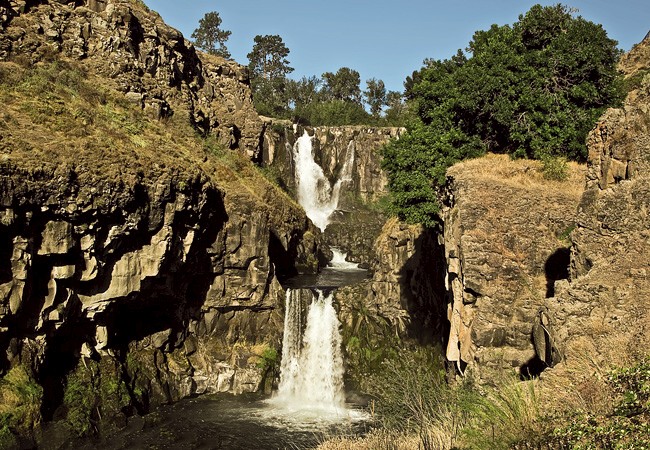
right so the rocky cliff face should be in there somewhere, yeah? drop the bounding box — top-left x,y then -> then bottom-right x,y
0,0 -> 321,441
0,0 -> 263,158
544,35 -> 650,371
440,155 -> 585,378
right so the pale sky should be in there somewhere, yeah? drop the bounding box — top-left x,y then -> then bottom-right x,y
143,0 -> 650,93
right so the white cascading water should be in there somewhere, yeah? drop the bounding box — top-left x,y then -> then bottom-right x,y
293,131 -> 354,231
275,289 -> 345,411
269,130 -> 358,415
329,248 -> 361,270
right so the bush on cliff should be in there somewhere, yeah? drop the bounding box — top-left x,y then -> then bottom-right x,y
0,366 -> 43,447
382,4 -> 625,226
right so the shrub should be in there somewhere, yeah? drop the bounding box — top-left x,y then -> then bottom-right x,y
547,358 -> 650,449
541,155 -> 569,181
0,365 -> 43,443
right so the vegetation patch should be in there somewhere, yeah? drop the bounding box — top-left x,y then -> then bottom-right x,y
381,4 -> 624,227
62,358 -> 131,437
548,358 -> 650,449
0,365 -> 43,447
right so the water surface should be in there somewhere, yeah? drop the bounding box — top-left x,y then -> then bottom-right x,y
76,393 -> 370,450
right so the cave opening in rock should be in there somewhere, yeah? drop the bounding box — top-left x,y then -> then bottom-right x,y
544,247 -> 570,297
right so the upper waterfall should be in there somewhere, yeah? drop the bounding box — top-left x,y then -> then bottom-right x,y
293,131 -> 354,231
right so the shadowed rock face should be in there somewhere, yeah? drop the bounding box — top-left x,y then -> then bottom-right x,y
0,0 -> 322,438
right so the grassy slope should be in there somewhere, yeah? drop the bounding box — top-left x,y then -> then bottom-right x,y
0,58 -> 301,215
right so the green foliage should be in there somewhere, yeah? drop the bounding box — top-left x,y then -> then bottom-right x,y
381,121 -> 484,227
609,358 -> 650,418
364,78 -> 387,117
557,225 -> 575,245
191,11 -> 232,58
322,67 -> 362,104
541,155 -> 569,181
0,365 -> 43,443
63,364 -> 96,437
295,99 -> 371,126
62,358 -> 132,438
247,34 -> 294,116
256,347 -> 279,372
547,358 -> 650,449
382,4 -> 624,226
246,44 -> 407,126
248,34 -> 293,81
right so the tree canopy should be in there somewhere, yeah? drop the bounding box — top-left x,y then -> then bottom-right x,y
382,3 -> 625,227
191,12 -> 232,58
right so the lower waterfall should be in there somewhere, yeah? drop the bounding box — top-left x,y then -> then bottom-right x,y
274,289 -> 345,410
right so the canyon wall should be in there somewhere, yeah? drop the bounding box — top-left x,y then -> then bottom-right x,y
544,35 -> 650,371
0,0 -> 322,441
440,156 -> 584,378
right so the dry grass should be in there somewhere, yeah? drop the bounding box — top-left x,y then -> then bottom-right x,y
538,326 -> 650,417
448,153 -> 586,197
317,429 -> 445,450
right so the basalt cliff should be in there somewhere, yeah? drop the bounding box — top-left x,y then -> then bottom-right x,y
0,0 -> 322,444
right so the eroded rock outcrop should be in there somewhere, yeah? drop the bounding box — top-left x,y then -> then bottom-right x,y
543,36 -> 650,370
441,155 -> 584,378
0,0 -> 263,157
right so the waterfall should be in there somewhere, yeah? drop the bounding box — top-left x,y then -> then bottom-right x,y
293,131 -> 355,231
270,130 -> 358,415
274,288 -> 345,411
329,248 -> 361,270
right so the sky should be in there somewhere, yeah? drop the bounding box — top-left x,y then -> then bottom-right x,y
142,0 -> 650,94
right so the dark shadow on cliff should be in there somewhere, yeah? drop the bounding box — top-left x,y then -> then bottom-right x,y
269,232 -> 298,283
99,187 -> 227,350
39,295 -> 94,421
398,227 -> 449,346
37,185 -> 229,420
519,355 -> 548,379
545,247 -> 570,297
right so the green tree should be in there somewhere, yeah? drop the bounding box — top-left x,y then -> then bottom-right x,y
384,90 -> 410,126
382,3 -> 625,227
247,35 -> 294,117
287,76 -> 322,110
322,67 -> 362,104
247,34 -> 294,81
191,12 -> 232,58
364,78 -> 387,117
